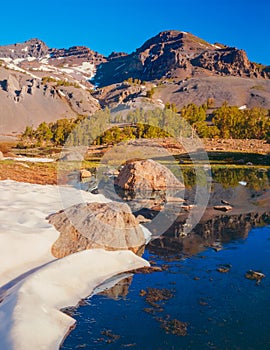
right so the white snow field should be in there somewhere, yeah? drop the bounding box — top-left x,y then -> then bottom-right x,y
0,180 -> 149,350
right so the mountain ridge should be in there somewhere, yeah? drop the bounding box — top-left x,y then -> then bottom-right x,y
0,30 -> 270,134
94,30 -> 269,86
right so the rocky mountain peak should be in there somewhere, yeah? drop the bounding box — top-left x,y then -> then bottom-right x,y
23,38 -> 47,46
138,30 -> 186,50
93,30 -> 269,86
0,38 -> 49,59
137,30 -> 214,56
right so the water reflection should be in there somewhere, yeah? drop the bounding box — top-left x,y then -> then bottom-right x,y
148,210 -> 270,256
98,276 -> 133,300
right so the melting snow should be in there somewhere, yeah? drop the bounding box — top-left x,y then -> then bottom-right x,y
58,90 -> 66,97
0,180 -> 111,287
73,62 -> 96,79
6,63 -> 28,73
39,55 -> 50,64
238,105 -> 247,110
0,57 -> 12,63
0,250 -> 148,350
0,58 -> 40,79
0,180 -> 150,349
26,56 -> 37,62
13,58 -> 26,65
35,64 -> 55,72
212,44 -> 222,49
60,68 -> 75,74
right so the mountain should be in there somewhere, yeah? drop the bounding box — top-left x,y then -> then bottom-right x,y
93,30 -> 269,86
0,39 -> 104,133
0,31 -> 270,135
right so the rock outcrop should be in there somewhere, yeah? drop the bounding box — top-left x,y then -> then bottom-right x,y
191,48 -> 260,78
3,74 -> 20,93
48,201 -> 146,257
0,38 -> 49,59
3,75 -> 21,101
115,159 -> 184,191
50,45 -> 106,65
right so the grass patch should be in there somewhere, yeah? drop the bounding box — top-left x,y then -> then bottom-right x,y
250,85 -> 265,91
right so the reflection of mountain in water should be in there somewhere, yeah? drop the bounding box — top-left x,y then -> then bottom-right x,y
148,210 -> 270,256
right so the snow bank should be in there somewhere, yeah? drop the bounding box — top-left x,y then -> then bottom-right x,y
0,180 -> 110,287
0,180 -> 150,349
73,62 -> 96,79
0,249 -> 149,350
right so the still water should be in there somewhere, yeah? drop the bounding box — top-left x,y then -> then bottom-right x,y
61,223 -> 270,350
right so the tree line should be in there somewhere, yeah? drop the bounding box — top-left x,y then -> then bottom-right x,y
17,102 -> 270,148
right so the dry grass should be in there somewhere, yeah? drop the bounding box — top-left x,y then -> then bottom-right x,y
0,161 -> 57,185
0,138 -> 269,186
0,141 -> 17,156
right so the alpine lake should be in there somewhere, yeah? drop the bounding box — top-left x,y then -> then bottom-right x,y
61,151 -> 270,350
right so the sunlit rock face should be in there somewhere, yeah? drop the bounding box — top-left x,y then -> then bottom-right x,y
48,201 -> 146,257
115,159 -> 184,192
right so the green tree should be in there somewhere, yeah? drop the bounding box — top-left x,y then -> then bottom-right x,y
181,103 -> 207,125
164,102 -> 178,113
36,122 -> 53,144
146,87 -> 155,98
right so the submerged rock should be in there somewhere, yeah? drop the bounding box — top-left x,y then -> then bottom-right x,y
213,205 -> 232,212
217,264 -> 232,273
158,317 -> 189,336
221,199 -> 231,206
115,159 -> 184,192
48,201 -> 146,257
245,270 -> 265,281
142,287 -> 174,308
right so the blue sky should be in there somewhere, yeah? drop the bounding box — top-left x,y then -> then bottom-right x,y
1,0 -> 269,64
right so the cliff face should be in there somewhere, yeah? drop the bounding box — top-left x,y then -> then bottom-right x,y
191,48 -> 265,78
94,30 -> 269,86
0,38 -> 105,63
49,46 -> 106,65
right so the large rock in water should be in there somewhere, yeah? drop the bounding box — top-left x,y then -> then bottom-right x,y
115,159 -> 184,191
48,201 -> 145,258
